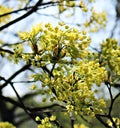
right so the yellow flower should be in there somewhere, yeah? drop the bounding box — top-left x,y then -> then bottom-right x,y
35,116 -> 40,121
50,115 -> 56,121
30,84 -> 37,90
0,122 -> 16,128
66,104 -> 74,112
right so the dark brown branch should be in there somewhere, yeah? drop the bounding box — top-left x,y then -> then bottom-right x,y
0,1 -> 58,18
106,84 -> 117,127
0,0 -> 43,31
68,112 -> 75,128
13,80 -> 35,83
0,48 -> 14,54
106,84 -> 113,115
98,82 -> 120,128
0,94 -> 66,113
114,92 -> 120,101
0,6 -> 32,17
95,114 -> 111,128
42,65 -> 54,77
0,0 -> 85,31
0,64 -> 31,90
9,82 -> 41,124
10,82 -> 28,112
116,0 -> 120,18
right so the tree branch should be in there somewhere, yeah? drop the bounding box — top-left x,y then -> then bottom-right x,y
0,64 -> 31,90
0,94 -> 22,109
95,114 -> 111,128
0,0 -> 43,31
0,1 -> 58,18
0,48 -> 14,54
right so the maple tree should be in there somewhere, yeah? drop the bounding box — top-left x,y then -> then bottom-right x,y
0,0 -> 120,128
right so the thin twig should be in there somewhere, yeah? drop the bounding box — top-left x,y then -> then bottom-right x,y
0,64 -> 31,90
0,1 -> 58,18
106,83 -> 117,127
0,48 -> 14,54
95,114 -> 111,128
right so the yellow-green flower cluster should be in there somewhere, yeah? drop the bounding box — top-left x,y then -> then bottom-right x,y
13,44 -> 24,63
52,0 -> 106,32
19,23 -> 42,40
101,38 -> 120,76
84,8 -> 107,32
0,5 -> 12,25
30,84 -> 37,90
18,22 -> 91,66
58,0 -> 96,13
52,0 -> 91,14
56,0 -> 76,14
6,43 -> 24,63
19,22 -> 107,116
32,60 -> 106,115
37,115 -> 57,128
76,60 -> 107,86
79,1 -> 88,12
0,122 -> 16,128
